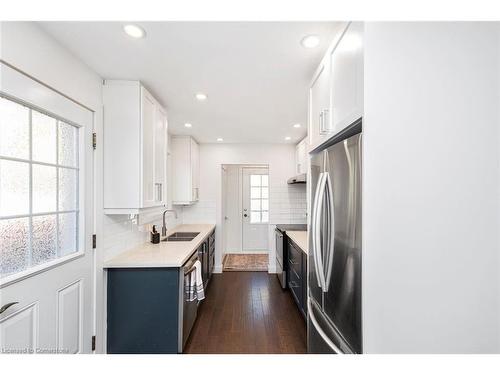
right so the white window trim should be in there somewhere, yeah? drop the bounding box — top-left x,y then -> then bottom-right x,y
0,68 -> 89,287
0,96 -> 82,284
0,251 -> 84,288
249,174 -> 269,224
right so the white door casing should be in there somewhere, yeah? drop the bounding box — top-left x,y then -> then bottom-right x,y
223,165 -> 243,254
0,62 -> 94,354
241,167 -> 269,252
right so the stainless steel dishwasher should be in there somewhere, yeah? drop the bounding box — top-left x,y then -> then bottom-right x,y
178,251 -> 199,351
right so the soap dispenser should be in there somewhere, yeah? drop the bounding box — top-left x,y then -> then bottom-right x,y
150,225 -> 160,244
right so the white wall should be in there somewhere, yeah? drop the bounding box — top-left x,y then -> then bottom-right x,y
363,22 -> 500,353
180,143 -> 307,272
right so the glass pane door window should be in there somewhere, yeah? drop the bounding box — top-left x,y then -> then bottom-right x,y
249,174 -> 269,223
0,96 -> 80,278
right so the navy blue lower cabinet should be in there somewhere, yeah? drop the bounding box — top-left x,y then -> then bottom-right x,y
107,268 -> 180,354
286,239 -> 308,318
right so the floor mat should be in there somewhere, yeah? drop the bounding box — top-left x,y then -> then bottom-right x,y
223,254 -> 268,272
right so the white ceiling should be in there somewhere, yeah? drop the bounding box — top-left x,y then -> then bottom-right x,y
39,22 -> 341,144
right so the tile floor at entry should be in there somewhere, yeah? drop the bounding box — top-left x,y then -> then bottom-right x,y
184,272 -> 307,354
223,254 -> 269,271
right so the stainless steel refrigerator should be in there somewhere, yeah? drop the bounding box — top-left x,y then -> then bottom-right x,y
308,119 -> 362,354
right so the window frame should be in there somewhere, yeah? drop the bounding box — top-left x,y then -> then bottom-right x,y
0,94 -> 84,285
249,173 -> 269,224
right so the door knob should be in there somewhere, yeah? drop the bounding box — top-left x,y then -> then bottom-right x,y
0,302 -> 18,314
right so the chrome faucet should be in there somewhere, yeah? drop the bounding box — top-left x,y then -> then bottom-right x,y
162,209 -> 178,237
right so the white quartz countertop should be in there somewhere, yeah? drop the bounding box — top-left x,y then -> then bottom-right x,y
286,230 -> 308,255
103,224 -> 215,268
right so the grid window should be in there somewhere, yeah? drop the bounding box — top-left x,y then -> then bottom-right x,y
249,174 -> 269,224
0,96 -> 80,279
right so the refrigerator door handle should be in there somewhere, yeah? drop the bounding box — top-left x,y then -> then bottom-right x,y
311,172 -> 325,288
324,172 -> 335,289
308,298 -> 343,354
313,172 -> 328,291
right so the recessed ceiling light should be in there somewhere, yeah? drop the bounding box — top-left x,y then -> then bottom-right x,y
195,93 -> 207,101
217,138 -> 223,142
285,136 -> 292,141
301,35 -> 320,48
184,123 -> 192,128
293,123 -> 301,128
123,24 -> 146,39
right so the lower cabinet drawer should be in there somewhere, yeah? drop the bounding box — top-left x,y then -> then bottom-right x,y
288,267 -> 303,310
209,253 -> 215,272
209,231 -> 215,248
288,255 -> 302,281
288,241 -> 302,269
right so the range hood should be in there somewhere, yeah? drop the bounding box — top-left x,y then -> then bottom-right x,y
287,173 -> 307,184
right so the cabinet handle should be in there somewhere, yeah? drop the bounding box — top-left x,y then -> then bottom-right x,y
155,183 -> 162,202
323,109 -> 330,132
319,109 -> 331,134
0,302 -> 18,314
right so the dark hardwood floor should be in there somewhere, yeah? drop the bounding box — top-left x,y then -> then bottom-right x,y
184,272 -> 307,354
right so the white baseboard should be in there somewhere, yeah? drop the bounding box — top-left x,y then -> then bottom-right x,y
267,265 -> 277,274
213,264 -> 223,273
225,251 -> 268,254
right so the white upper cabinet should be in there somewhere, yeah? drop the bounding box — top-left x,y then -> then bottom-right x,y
171,135 -> 199,205
309,56 -> 332,148
330,22 -> 364,135
295,137 -> 308,174
308,22 -> 364,150
103,80 -> 168,213
154,105 -> 167,203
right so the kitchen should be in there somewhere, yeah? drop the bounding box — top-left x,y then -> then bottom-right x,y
1,15 -> 500,362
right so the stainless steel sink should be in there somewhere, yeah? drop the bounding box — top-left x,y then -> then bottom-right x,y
162,232 -> 200,242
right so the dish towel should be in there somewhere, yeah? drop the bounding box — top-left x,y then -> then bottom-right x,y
187,260 -> 205,301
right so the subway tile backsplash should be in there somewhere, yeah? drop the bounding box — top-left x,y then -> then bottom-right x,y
181,200 -> 217,224
102,212 -> 181,262
269,184 -> 307,224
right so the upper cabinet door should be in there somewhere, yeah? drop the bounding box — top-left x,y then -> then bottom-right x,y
171,136 -> 199,205
309,57 -> 332,148
330,22 -> 364,134
141,88 -> 157,208
154,106 -> 167,204
190,138 -> 200,202
103,80 -> 168,213
296,138 -> 308,174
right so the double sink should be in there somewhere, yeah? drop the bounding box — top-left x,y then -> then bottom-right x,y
162,232 -> 200,242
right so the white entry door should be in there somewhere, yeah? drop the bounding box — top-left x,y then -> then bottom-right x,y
241,167 -> 269,252
0,63 -> 94,354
